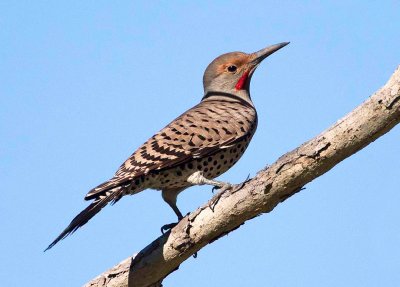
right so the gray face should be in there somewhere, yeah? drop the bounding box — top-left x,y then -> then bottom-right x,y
202,43 -> 290,94
202,51 -> 253,93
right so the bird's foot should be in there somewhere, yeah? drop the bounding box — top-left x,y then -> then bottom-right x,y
236,173 -> 251,189
161,222 -> 178,234
209,175 -> 251,211
188,171 -> 229,188
160,212 -> 188,234
187,171 -> 250,212
209,183 -> 232,211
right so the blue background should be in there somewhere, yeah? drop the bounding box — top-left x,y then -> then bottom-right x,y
1,1 -> 399,286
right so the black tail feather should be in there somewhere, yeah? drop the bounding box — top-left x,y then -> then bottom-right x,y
44,188 -> 123,251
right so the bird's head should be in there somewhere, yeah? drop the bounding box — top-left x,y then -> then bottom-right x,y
203,42 -> 289,97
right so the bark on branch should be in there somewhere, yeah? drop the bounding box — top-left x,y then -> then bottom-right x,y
84,65 -> 400,287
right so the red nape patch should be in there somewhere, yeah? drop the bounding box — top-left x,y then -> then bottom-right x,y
235,71 -> 249,90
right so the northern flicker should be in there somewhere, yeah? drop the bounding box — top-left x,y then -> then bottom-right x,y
46,42 -> 289,250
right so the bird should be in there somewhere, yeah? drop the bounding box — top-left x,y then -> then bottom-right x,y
45,42 -> 289,251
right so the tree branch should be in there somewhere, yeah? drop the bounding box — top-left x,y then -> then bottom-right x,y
84,65 -> 400,287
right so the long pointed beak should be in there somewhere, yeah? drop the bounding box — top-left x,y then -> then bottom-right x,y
251,42 -> 290,64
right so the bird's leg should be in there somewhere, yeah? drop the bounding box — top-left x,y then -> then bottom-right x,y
161,208 -> 182,234
187,171 -> 232,190
188,172 -> 252,211
161,188 -> 184,234
187,171 -> 234,211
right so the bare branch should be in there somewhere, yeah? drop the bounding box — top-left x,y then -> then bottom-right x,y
84,65 -> 400,287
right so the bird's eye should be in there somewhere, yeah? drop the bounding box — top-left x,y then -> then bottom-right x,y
227,65 -> 237,73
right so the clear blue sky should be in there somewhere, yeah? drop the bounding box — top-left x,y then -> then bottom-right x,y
1,1 -> 399,286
